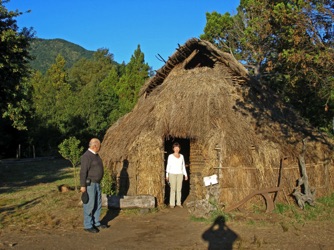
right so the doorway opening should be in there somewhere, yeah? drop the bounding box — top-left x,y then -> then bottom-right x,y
164,137 -> 190,205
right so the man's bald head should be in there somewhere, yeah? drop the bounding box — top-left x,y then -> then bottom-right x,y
89,138 -> 101,152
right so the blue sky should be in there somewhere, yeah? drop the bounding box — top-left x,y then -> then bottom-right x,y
6,0 -> 240,70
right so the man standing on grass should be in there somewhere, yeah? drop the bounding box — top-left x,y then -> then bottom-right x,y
80,138 -> 108,233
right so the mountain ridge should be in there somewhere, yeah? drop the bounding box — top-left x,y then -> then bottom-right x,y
29,38 -> 95,74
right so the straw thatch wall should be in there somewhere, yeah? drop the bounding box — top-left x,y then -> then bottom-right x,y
100,38 -> 334,207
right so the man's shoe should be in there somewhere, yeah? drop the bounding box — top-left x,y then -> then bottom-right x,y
84,227 -> 99,233
96,224 -> 109,229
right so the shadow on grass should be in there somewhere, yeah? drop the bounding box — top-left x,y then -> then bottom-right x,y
100,208 -> 121,226
0,196 -> 44,214
0,157 -> 71,194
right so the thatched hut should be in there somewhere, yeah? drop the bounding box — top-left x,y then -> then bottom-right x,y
100,38 -> 334,208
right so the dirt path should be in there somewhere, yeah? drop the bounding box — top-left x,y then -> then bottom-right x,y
1,207 -> 334,250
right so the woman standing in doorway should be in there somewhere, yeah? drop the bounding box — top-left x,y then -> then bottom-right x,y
166,142 -> 188,208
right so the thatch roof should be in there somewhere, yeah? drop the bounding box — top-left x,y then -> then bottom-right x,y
100,38 -> 333,166
140,38 -> 248,96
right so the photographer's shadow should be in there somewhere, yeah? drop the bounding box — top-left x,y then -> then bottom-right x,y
202,216 -> 239,250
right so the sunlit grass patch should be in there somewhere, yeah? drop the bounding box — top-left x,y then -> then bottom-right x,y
273,192 -> 334,223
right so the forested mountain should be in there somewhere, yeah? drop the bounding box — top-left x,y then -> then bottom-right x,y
29,38 -> 95,74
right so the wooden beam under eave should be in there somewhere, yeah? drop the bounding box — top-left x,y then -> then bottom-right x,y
183,49 -> 199,69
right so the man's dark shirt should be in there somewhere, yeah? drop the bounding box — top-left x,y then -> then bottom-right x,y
80,149 -> 104,187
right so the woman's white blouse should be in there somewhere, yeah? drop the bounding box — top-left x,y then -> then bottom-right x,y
166,154 -> 187,177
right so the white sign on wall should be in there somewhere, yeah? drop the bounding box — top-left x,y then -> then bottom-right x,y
203,174 -> 218,186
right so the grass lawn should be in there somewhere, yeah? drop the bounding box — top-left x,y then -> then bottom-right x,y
0,158 -> 84,230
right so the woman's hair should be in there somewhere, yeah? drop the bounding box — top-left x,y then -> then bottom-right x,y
172,142 -> 180,149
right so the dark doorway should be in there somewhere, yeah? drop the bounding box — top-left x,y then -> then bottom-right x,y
164,137 -> 190,205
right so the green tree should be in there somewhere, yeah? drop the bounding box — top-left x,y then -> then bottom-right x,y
32,54 -> 73,134
47,54 -> 73,134
58,136 -> 84,191
268,1 -> 334,129
99,66 -> 121,126
114,45 -> 151,116
201,11 -> 240,56
30,54 -> 77,155
0,0 -> 34,129
32,49 -> 117,148
68,48 -> 114,91
70,49 -> 115,138
201,0 -> 334,131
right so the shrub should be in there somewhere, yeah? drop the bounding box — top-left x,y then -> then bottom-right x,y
58,137 -> 83,191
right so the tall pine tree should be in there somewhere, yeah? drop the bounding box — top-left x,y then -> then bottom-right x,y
114,45 -> 151,116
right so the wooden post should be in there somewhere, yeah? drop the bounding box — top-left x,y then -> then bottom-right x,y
162,150 -> 166,204
214,144 -> 222,179
274,156 -> 288,202
17,144 -> 21,159
292,139 -> 316,209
